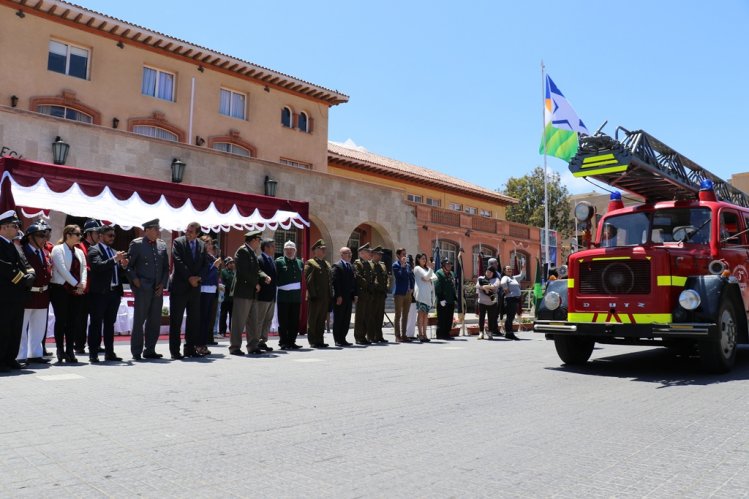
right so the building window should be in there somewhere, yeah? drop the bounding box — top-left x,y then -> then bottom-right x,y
212,142 -> 251,157
219,88 -> 246,119
280,158 -> 312,169
273,228 -> 298,258
47,40 -> 89,79
298,112 -> 309,132
407,194 -> 423,203
281,107 -> 292,128
449,202 -> 462,211
133,125 -> 179,142
472,245 -> 497,275
465,206 -> 478,215
347,230 -> 361,255
37,105 -> 92,124
435,240 -> 457,267
426,198 -> 441,207
141,66 -> 174,101
480,209 -> 492,218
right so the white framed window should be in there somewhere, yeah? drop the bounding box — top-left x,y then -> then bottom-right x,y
407,194 -> 423,203
132,125 -> 178,142
298,112 -> 309,132
219,88 -> 246,119
465,206 -> 478,215
37,105 -> 92,123
141,66 -> 175,101
281,107 -> 292,128
273,228 -> 298,258
213,142 -> 251,157
436,240 -> 457,267
426,197 -> 441,207
47,40 -> 89,79
347,231 -> 361,254
280,158 -> 311,169
480,209 -> 492,218
449,202 -> 462,211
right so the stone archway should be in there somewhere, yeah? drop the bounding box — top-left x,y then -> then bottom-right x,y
308,214 -> 334,261
347,221 -> 396,262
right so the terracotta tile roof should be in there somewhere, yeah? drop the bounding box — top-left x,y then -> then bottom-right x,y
328,142 -> 517,205
10,0 -> 348,105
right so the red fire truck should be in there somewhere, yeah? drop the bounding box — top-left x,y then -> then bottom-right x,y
535,127 -> 749,372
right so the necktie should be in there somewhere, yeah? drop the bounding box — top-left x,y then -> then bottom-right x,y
190,240 -> 196,258
37,249 -> 44,265
106,246 -> 119,287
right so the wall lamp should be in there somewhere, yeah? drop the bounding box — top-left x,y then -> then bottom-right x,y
195,136 -> 205,146
16,9 -> 25,18
465,229 -> 472,237
116,40 -> 125,49
422,225 -> 429,230
264,86 -> 270,93
171,158 -> 186,183
10,95 -> 18,107
51,136 -> 70,165
112,117 -> 119,129
197,65 -> 205,73
264,175 -> 278,197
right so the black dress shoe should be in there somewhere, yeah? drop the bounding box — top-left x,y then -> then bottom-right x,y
311,343 -> 329,349
378,339 -> 389,343
8,360 -> 27,370
229,350 -> 245,356
105,354 -> 123,362
133,354 -> 143,361
142,352 -> 162,359
43,350 -> 53,357
74,348 -> 86,355
259,343 -> 274,352
27,357 -> 50,364
355,340 -> 370,345
89,356 -> 100,363
65,352 -> 78,363
402,337 -> 414,343
207,341 -> 219,346
248,349 -> 264,355
505,332 -> 519,340
290,344 -> 302,350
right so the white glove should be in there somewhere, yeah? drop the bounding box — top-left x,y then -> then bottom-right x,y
440,300 -> 446,307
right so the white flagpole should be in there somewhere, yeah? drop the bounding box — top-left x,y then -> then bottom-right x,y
541,61 -> 550,277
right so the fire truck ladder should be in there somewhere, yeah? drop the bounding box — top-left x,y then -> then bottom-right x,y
569,127 -> 749,207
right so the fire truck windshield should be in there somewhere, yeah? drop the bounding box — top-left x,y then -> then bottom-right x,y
599,207 -> 711,247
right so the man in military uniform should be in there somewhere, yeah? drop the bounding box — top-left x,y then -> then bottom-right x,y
305,239 -> 332,348
353,243 -> 374,345
18,220 -> 52,365
0,210 -> 35,371
370,246 -> 390,343
230,230 -> 270,356
126,219 -> 170,361
275,240 -> 303,350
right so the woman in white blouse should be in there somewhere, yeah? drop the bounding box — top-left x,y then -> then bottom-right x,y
49,225 -> 88,363
413,253 -> 436,343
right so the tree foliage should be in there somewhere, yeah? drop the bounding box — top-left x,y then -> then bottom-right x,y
501,166 -> 573,237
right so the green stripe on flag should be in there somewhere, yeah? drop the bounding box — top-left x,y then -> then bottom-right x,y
539,124 -> 579,162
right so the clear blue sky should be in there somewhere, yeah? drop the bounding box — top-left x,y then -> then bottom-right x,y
83,0 -> 748,194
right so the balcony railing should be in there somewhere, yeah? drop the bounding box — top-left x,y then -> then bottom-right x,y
508,224 -> 530,239
471,217 -> 497,233
430,209 -> 461,227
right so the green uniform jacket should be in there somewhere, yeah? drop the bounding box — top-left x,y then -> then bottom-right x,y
275,256 -> 303,303
304,257 -> 333,302
231,244 -> 268,300
220,268 -> 235,297
354,259 -> 374,295
373,261 -> 390,294
435,269 -> 457,304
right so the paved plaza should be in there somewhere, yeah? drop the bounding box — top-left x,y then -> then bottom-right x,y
4,328 -> 749,498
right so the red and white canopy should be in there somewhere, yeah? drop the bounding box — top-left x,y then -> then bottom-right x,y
0,157 -> 310,233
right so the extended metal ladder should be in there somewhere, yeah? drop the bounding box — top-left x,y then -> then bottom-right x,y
569,127 -> 749,207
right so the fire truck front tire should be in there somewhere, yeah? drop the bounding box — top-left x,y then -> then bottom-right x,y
553,336 -> 595,365
700,299 -> 738,373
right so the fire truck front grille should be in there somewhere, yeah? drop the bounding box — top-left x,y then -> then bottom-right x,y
578,260 -> 651,295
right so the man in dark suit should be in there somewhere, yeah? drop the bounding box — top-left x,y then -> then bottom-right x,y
332,246 -> 356,346
230,230 -> 270,355
169,221 -> 207,359
74,219 -> 101,354
0,210 -> 35,371
254,239 -> 277,351
127,218 -> 170,361
86,225 -> 127,363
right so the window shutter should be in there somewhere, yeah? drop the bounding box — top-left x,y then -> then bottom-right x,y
308,117 -> 314,134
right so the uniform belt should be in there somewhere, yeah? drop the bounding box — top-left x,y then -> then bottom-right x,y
31,285 -> 48,292
278,283 -> 301,291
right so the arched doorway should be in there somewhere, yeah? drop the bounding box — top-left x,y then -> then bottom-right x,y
309,215 -> 333,261
347,221 -> 395,266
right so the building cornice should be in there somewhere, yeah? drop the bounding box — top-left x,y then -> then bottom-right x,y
6,0 -> 349,107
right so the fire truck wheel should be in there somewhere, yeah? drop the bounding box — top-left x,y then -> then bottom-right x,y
553,336 -> 595,365
700,299 -> 738,373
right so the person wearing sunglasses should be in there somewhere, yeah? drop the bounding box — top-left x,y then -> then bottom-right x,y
49,225 -> 88,363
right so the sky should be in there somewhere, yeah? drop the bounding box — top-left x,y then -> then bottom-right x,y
81,0 -> 749,195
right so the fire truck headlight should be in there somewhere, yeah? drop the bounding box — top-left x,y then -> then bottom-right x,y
543,291 -> 561,311
678,289 -> 701,310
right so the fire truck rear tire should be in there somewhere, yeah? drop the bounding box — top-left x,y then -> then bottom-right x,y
700,299 -> 738,373
554,336 -> 595,365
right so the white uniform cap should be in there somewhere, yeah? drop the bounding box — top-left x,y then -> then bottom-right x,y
284,240 -> 296,249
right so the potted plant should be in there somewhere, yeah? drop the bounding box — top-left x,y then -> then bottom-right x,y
160,306 -> 170,326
